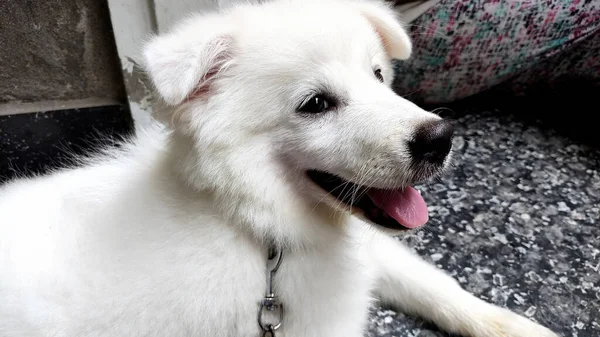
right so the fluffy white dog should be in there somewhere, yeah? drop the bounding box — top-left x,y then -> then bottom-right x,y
0,1 -> 558,336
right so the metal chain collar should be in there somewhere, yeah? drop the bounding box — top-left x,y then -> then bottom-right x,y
257,244 -> 284,337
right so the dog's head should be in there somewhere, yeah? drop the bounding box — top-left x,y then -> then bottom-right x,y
143,0 -> 453,245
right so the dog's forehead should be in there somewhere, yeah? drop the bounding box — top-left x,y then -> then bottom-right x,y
233,1 -> 382,62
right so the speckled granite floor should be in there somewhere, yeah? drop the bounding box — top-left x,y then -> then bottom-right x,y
0,100 -> 598,337
367,110 -> 600,337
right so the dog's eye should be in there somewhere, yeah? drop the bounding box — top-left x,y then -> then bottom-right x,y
374,68 -> 384,83
298,95 -> 332,114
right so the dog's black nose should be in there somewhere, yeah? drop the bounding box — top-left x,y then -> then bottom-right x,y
409,119 -> 454,163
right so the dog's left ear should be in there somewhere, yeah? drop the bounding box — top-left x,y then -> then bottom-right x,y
355,1 -> 412,60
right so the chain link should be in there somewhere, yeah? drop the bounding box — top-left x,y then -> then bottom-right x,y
261,324 -> 275,337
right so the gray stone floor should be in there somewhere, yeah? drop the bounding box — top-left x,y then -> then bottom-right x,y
367,110 -> 600,337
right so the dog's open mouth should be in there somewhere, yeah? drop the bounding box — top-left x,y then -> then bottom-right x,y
306,170 -> 428,230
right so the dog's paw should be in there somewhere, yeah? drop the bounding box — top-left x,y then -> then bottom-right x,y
474,308 -> 559,337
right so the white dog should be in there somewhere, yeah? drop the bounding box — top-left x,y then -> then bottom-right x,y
0,1 -> 559,336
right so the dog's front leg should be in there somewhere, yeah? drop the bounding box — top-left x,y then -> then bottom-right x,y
367,232 -> 558,337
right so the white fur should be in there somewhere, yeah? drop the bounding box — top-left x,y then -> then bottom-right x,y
0,1 -> 558,336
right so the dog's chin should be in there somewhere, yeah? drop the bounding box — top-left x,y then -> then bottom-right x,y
305,169 -> 442,232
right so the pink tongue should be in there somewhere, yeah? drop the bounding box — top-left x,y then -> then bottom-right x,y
368,186 -> 428,229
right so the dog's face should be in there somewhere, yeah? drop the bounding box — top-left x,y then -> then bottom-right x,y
144,0 -> 452,240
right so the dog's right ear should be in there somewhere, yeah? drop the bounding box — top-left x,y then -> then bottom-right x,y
143,14 -> 234,106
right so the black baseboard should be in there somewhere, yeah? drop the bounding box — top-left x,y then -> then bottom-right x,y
0,105 -> 133,184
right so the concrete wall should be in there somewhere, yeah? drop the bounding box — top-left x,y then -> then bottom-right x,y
0,0 -> 126,115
